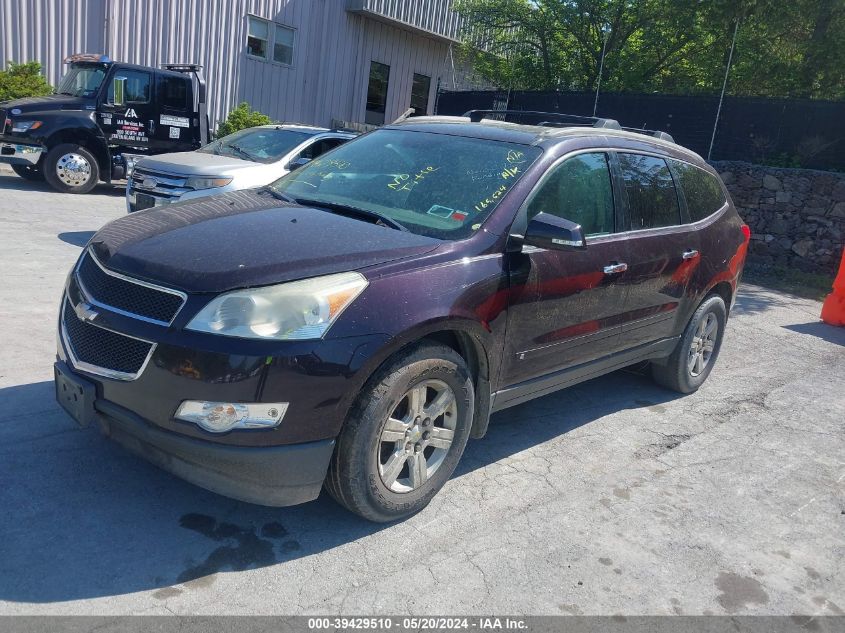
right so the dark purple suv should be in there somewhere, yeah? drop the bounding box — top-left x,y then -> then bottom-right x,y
55,112 -> 749,521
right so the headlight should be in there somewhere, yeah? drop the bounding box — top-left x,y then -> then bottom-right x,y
11,120 -> 42,133
185,272 -> 368,340
186,176 -> 233,190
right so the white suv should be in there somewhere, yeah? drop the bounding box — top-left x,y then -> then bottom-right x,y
126,124 -> 355,212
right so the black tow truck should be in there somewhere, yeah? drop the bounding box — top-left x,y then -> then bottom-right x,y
0,54 -> 209,193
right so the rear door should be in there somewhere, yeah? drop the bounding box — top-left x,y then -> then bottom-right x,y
612,152 -> 701,348
500,151 -> 631,387
151,72 -> 198,151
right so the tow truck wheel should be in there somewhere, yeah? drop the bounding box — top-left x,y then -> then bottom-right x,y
44,144 -> 99,194
11,164 -> 45,182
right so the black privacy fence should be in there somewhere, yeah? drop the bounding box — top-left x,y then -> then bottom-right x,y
435,90 -> 845,172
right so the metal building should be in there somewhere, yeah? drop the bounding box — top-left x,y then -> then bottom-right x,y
0,0 -> 482,129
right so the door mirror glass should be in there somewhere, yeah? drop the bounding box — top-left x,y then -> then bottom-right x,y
111,76 -> 126,106
287,156 -> 311,170
523,212 -> 587,251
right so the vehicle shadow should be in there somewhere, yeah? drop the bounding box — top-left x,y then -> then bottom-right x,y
58,231 -> 96,247
0,370 -> 680,604
0,172 -> 125,196
782,321 -> 845,346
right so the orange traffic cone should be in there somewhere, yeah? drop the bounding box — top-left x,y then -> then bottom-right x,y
821,250 -> 845,326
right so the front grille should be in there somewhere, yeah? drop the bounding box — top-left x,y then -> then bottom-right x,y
130,167 -> 193,200
76,249 -> 185,324
62,301 -> 154,378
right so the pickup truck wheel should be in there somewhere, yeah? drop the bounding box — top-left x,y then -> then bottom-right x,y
325,342 -> 474,522
652,294 -> 727,394
44,144 -> 99,194
11,164 -> 45,181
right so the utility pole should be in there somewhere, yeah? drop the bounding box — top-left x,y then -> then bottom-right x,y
708,19 -> 740,161
592,26 -> 610,117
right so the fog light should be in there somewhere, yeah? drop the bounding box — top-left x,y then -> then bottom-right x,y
175,401 -> 288,433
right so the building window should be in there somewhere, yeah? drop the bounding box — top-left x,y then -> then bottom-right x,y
247,16 -> 296,66
365,62 -> 390,125
274,24 -> 295,65
247,16 -> 269,59
410,73 -> 431,116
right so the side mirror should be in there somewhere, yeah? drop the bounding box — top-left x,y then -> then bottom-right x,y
287,156 -> 311,170
111,76 -> 126,106
523,212 -> 587,251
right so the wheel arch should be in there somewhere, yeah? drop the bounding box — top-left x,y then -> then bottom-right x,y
339,319 -> 495,442
45,128 -> 110,179
705,280 -> 735,316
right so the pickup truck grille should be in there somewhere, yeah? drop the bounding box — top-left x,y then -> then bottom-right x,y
130,167 -> 194,200
76,248 -> 185,325
62,300 -> 155,380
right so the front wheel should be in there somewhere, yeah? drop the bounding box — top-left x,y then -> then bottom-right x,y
11,163 -> 45,181
652,294 -> 727,393
325,342 -> 475,522
43,144 -> 100,193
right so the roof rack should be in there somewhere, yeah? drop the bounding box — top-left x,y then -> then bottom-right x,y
462,109 -> 675,143
464,109 -> 620,130
621,126 -> 675,143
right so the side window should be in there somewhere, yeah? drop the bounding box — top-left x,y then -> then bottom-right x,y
157,75 -> 189,110
670,160 -> 727,222
617,153 -> 681,230
107,70 -> 151,104
303,138 -> 346,160
526,152 -> 615,236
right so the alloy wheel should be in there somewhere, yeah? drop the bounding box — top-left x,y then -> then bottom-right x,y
688,312 -> 718,377
376,379 -> 457,493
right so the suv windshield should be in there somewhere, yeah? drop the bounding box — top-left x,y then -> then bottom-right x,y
269,129 -> 541,240
56,64 -> 107,98
198,127 -> 312,163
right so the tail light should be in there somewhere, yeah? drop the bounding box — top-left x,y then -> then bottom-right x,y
741,224 -> 751,241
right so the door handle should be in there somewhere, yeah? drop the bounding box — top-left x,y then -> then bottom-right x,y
603,262 -> 628,274
682,249 -> 699,260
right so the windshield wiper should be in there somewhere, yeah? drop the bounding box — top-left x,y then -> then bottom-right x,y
228,144 -> 255,161
295,197 -> 409,232
261,187 -> 297,204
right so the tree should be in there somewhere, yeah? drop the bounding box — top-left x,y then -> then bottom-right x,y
215,102 -> 272,138
453,0 -> 845,99
0,61 -> 52,102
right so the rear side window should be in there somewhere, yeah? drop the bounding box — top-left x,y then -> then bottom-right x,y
617,153 -> 680,230
527,152 -> 615,236
158,75 -> 189,110
670,160 -> 727,222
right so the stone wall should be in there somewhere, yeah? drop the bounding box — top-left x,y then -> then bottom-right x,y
711,161 -> 844,275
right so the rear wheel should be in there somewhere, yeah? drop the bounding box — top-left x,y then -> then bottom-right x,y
44,144 -> 100,193
11,163 -> 44,181
652,294 -> 727,393
325,342 -> 474,522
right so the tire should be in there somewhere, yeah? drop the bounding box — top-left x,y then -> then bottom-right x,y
11,163 -> 44,181
325,342 -> 475,522
652,294 -> 727,394
43,143 -> 100,194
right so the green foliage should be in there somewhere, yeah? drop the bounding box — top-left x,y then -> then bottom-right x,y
215,102 -> 272,138
0,61 -> 52,102
453,0 -> 845,99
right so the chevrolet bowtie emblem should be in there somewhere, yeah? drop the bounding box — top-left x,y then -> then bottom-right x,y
74,302 -> 99,323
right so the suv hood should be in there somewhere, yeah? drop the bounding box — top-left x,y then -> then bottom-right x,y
89,190 -> 440,293
135,151 -> 261,177
1,93 -> 90,114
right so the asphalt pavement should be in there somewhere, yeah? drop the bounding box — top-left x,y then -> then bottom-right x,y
0,165 -> 842,616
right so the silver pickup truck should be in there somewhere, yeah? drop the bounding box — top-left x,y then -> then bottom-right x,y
126,124 -> 355,212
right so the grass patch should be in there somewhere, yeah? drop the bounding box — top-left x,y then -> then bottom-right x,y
743,264 -> 833,301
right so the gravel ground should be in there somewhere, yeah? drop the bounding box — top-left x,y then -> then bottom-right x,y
0,164 -> 843,616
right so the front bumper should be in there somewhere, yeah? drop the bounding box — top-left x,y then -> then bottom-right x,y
0,141 -> 43,165
94,395 -> 335,506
